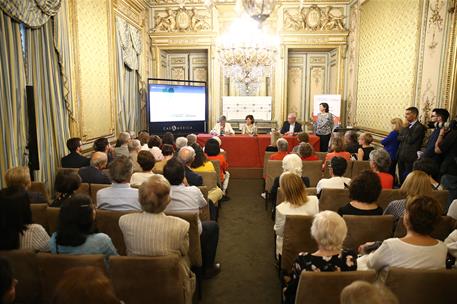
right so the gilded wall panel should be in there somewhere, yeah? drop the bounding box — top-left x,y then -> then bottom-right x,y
287,66 -> 304,117
345,1 -> 359,126
356,0 -> 422,133
72,0 -> 115,140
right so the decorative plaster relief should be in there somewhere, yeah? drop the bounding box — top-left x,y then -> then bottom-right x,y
283,5 -> 347,32
153,7 -> 211,32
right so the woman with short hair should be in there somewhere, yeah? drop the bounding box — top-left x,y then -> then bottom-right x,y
274,172 -> 318,258
130,150 -> 156,187
362,196 -> 447,271
338,171 -> 383,216
0,187 -> 50,251
314,102 -> 335,152
205,138 -> 230,194
369,149 -> 394,189
241,114 -> 257,135
381,118 -> 403,176
297,142 -> 318,161
49,194 -> 118,258
4,166 -> 46,203
357,132 -> 374,161
283,210 -> 357,304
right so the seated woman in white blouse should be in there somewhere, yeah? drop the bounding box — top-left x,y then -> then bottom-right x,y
0,187 -> 50,251
359,195 -> 447,271
274,172 -> 319,258
130,150 -> 156,187
241,114 -> 257,135
211,115 -> 234,136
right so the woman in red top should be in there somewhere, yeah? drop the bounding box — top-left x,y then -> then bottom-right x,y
369,149 -> 394,189
296,142 -> 319,161
323,137 -> 351,170
205,138 -> 230,194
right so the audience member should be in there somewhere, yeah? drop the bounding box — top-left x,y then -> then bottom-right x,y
313,104 -> 334,152
178,146 -> 203,186
265,131 -> 280,152
344,130 -> 359,154
382,118 -> 403,177
357,132 -> 374,161
186,133 -> 197,146
397,107 -> 426,183
153,143 -> 174,172
163,159 -> 220,279
0,187 -> 50,251
424,108 -> 449,163
4,166 -> 46,203
61,137 -> 90,168
316,156 -> 351,195
413,157 -> 441,189
369,149 -> 393,189
274,172 -> 318,258
340,281 -> 399,304
270,154 -> 310,211
297,142 -> 318,161
96,156 -> 141,211
323,137 -> 351,170
51,169 -> 82,207
162,132 -> 175,146
119,175 -> 195,299
283,211 -> 357,304
50,194 -> 118,257
338,171 -> 383,216
211,115 -> 234,136
205,139 -> 230,195
434,116 -> 457,210
296,131 -> 309,144
128,139 -> 142,172
51,266 -> 121,304
175,137 -> 188,152
114,132 -> 130,158
0,257 -> 16,304
281,112 -> 302,136
269,138 -> 289,160
445,229 -> 457,260
190,143 -> 224,208
137,130 -> 150,150
383,170 -> 433,222
360,196 -> 446,271
78,152 -> 110,184
93,137 -> 114,163
241,114 -> 257,135
130,150 -> 156,187
147,135 -> 164,162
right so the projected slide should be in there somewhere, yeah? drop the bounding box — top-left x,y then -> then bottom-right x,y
149,84 -> 206,122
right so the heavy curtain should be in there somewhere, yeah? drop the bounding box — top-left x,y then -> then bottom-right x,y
0,11 -> 28,188
0,0 -> 61,28
116,17 -> 142,133
25,12 -> 70,190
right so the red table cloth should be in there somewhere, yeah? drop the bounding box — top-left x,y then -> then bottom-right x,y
197,134 -> 320,168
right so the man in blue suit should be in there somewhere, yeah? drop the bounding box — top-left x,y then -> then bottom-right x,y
280,113 -> 302,135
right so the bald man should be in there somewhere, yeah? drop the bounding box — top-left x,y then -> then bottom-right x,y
78,152 -> 111,184
177,146 -> 203,186
280,113 -> 302,135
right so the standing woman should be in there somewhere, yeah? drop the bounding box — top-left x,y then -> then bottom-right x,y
314,103 -> 334,152
381,118 -> 402,177
241,114 -> 257,135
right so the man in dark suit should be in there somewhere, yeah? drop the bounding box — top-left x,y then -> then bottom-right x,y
397,107 -> 426,183
177,146 -> 203,186
61,137 -> 90,168
78,152 -> 111,184
280,113 -> 302,135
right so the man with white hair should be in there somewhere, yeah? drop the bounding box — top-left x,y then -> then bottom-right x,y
78,152 -> 111,184
128,139 -> 142,172
280,113 -> 302,136
175,137 -> 188,152
178,146 -> 203,186
186,133 -> 197,146
114,132 -> 131,158
269,138 -> 289,160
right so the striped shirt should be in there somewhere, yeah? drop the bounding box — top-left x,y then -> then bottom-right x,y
20,224 -> 50,252
383,199 -> 407,222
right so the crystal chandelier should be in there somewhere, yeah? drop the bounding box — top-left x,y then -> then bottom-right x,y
217,0 -> 279,95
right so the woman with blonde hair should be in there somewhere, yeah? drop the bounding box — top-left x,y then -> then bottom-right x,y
274,172 -> 318,258
384,170 -> 434,222
381,118 -> 403,176
283,210 -> 357,304
4,166 -> 46,203
357,132 -> 374,161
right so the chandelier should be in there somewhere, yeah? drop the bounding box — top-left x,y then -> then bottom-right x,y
217,0 -> 279,95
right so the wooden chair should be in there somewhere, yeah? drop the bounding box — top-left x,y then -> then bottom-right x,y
75,182 -> 90,196
37,253 -> 106,304
315,152 -> 327,161
30,181 -> 49,203
197,186 -> 210,221
343,215 -> 395,249
394,216 -> 457,241
0,250 -> 41,304
209,159 -> 222,187
281,215 -> 317,275
350,160 -> 371,178
46,207 -> 60,234
109,255 -> 187,304
383,268 -> 457,304
302,160 -> 323,187
376,189 -> 405,210
319,188 -> 350,212
263,151 -> 275,177
89,183 -> 110,204
264,160 -> 283,209
31,203 -> 49,230
198,171 -> 218,191
295,271 -> 377,304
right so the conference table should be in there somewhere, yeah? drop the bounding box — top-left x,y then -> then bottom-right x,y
197,134 -> 320,168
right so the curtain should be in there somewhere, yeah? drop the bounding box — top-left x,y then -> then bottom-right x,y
116,17 -> 142,133
0,0 -> 61,28
0,11 -> 28,188
25,16 -> 70,191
